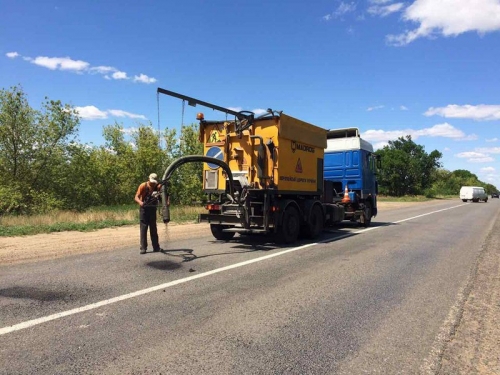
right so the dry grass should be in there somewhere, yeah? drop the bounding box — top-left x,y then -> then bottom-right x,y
0,205 -> 206,236
0,210 -> 136,227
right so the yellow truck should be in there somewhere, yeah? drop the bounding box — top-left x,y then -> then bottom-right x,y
158,88 -> 380,243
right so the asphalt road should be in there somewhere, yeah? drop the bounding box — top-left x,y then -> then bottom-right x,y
1,199 -> 499,374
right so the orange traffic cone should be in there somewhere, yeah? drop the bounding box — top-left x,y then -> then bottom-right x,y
341,185 -> 350,203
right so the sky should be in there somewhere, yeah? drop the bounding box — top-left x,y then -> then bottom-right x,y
1,0 -> 500,189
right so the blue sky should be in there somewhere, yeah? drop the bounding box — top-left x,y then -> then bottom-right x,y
1,0 -> 500,188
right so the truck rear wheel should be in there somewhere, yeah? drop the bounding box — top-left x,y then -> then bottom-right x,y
276,206 -> 300,244
303,205 -> 324,239
361,201 -> 372,228
210,225 -> 235,241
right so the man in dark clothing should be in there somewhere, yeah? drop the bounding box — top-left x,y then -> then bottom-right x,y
134,173 -> 163,254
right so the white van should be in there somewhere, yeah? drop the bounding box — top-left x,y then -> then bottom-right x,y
460,186 -> 488,203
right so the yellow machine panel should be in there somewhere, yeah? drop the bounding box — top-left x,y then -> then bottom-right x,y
201,113 -> 327,194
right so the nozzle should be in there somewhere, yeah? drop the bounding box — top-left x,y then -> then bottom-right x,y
161,185 -> 171,223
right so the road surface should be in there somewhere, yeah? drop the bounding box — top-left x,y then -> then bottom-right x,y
1,199 -> 499,374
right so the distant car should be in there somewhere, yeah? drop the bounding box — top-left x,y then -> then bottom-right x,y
492,192 -> 499,198
460,186 -> 488,202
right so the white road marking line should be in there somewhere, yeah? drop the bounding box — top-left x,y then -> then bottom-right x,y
0,203 -> 468,336
392,204 -> 468,224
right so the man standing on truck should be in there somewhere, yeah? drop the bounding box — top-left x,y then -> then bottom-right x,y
134,173 -> 164,254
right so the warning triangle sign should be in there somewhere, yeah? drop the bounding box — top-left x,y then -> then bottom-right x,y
295,158 -> 303,173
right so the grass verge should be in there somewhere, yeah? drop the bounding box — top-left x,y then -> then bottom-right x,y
0,205 -> 205,237
377,195 -> 455,202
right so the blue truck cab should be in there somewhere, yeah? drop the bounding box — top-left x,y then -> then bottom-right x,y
323,128 -> 379,219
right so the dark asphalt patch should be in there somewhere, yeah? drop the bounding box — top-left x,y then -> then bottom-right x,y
146,260 -> 182,271
0,286 -> 70,302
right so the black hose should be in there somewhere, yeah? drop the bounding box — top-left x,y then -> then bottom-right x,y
159,156 -> 235,223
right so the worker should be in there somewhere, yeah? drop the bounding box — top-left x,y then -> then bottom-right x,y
134,173 -> 164,254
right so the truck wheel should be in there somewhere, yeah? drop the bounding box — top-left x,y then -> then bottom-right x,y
303,205 -> 324,239
362,201 -> 372,228
276,206 -> 300,244
210,225 -> 235,241
462,199 -> 467,202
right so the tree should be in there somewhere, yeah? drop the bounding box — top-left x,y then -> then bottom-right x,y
375,135 -> 442,196
451,169 -> 478,180
0,85 -> 80,213
162,124 -> 204,205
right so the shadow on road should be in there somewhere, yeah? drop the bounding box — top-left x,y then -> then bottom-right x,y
148,221 -> 397,267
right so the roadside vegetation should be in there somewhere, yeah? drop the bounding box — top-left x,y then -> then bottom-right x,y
377,195 -> 451,202
0,86 -> 498,237
0,205 -> 205,237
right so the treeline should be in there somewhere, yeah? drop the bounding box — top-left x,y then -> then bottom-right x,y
375,136 -> 498,196
0,86 -> 497,214
0,85 -> 204,214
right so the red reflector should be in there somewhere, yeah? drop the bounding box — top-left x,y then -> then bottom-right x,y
206,204 -> 221,211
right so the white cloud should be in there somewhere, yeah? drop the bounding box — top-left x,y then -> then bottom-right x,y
252,108 -> 268,116
455,151 -> 489,158
335,2 -> 356,16
112,71 -> 128,80
486,138 -> 498,142
481,166 -> 496,172
227,107 -> 268,116
368,2 -> 404,17
363,129 -> 407,141
468,157 -> 495,163
29,56 -> 90,72
476,147 -> 500,154
369,0 -> 392,3
367,105 -> 385,111
75,106 -> 147,121
362,123 -> 476,143
400,105 -> 409,110
133,73 -> 157,84
89,66 -> 116,74
373,141 -> 389,150
8,52 -> 156,84
455,151 -> 495,163
387,0 -> 500,46
75,106 -> 108,120
323,1 -> 356,20
417,123 -> 476,139
108,109 -> 147,120
424,104 -> 500,121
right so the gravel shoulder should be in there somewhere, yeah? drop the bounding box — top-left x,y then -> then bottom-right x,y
438,209 -> 500,374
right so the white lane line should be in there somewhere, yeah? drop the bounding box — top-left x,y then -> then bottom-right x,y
0,203 -> 467,336
392,203 -> 468,224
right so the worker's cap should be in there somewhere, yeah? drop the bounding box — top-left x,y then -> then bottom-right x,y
149,173 -> 158,184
